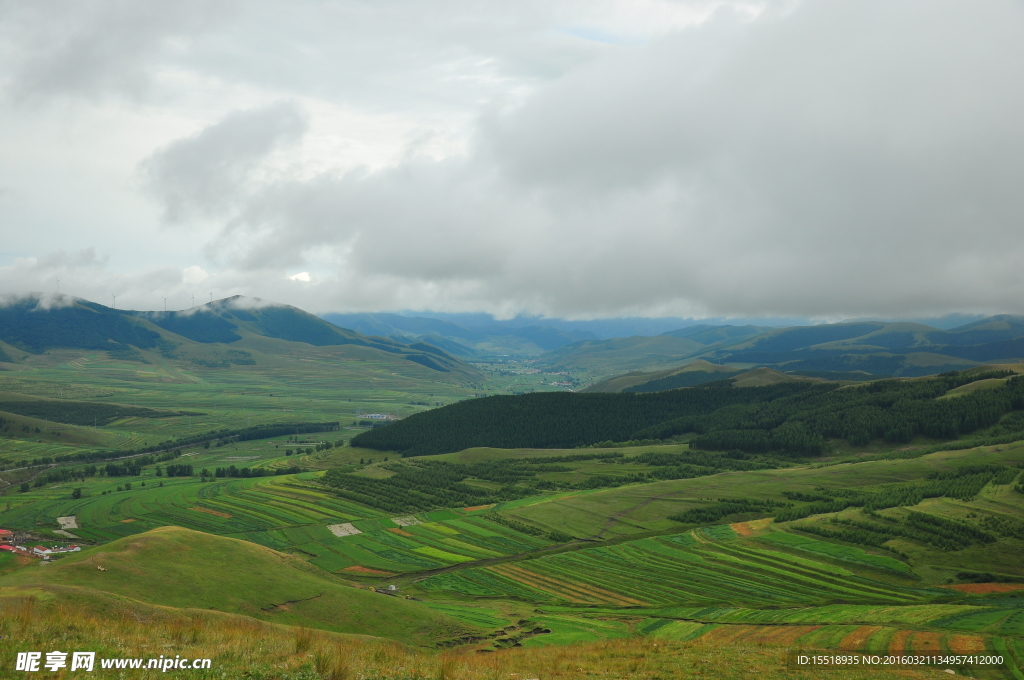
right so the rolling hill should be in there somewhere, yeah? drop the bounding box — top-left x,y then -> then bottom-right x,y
539,317 -> 1024,382
352,368 -> 1024,456
0,294 -> 476,378
584,359 -> 744,392
587,363 -> 830,393
537,335 -> 713,377
321,312 -> 598,357
714,317 -> 1024,377
0,526 -> 475,645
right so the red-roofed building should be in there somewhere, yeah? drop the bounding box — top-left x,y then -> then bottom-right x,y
0,545 -> 15,552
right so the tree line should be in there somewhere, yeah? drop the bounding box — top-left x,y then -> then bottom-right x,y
352,370 -> 1024,457
351,382 -> 825,456
798,509 -> 997,553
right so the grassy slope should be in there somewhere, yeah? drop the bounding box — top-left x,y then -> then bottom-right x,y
0,336 -> 484,466
539,336 -> 708,379
584,359 -> 739,393
502,442 -> 1024,539
0,591 -> 947,680
728,367 -> 826,387
0,526 -> 474,645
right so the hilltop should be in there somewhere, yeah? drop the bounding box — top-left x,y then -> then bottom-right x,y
0,294 -> 477,378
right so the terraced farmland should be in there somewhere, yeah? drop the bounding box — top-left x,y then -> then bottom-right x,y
419,527 -> 935,607
0,469 -> 560,574
0,474 -> 377,542
310,512 -> 553,574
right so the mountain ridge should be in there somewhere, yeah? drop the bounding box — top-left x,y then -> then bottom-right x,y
0,294 -> 473,376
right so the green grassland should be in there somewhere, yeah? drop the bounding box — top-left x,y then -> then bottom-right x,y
0,334 -> 588,471
498,442 -> 1024,538
5,352 -> 1024,677
0,526 -> 478,645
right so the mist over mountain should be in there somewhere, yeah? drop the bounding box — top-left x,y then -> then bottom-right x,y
0,294 -> 470,375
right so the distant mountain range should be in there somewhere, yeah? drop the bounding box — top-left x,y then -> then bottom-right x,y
560,317 -> 1024,382
0,295 -> 471,375
5,296 -> 1021,383
712,317 -> 1024,376
320,312 -> 599,357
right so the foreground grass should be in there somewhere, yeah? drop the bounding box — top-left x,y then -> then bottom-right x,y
0,595 -> 952,680
0,527 -> 471,646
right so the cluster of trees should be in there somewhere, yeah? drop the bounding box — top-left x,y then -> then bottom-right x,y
163,464 -> 193,477
352,383 -> 822,456
668,371 -> 1023,453
799,510 -> 997,552
100,450 -> 186,477
957,571 -> 1024,584
978,514 -> 1024,540
775,464 -> 1020,522
0,399 -> 177,427
354,369 -> 1024,457
234,422 -> 339,441
795,523 -> 900,552
53,421 -> 340,466
31,465 -> 98,488
798,372 -> 1023,445
321,448 -> 795,513
669,498 -> 790,525
320,463 -> 531,513
690,421 -> 825,456
572,473 -> 650,489
104,461 -> 144,477
211,465 -> 303,478
485,513 -> 572,542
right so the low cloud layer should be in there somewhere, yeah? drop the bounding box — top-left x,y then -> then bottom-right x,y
2,1 -> 1022,318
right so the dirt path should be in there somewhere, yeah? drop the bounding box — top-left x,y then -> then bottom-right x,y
595,492 -> 683,539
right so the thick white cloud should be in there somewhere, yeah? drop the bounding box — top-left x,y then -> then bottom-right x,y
140,101 -> 308,222
1,0 -> 1022,318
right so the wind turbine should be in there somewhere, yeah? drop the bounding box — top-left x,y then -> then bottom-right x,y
209,291 -> 213,304
162,296 -> 167,312
191,295 -> 195,309
111,294 -> 117,310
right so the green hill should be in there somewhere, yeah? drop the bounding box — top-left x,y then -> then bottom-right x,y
0,294 -> 477,377
717,317 -> 1024,377
353,369 -> 1024,456
537,336 -> 709,378
585,359 -> 745,393
0,526 -> 476,645
537,317 -> 1024,382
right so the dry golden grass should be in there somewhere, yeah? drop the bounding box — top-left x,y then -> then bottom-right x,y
0,593 -> 953,680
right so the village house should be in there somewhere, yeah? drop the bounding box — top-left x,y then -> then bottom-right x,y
0,529 -> 13,544
31,545 -> 81,556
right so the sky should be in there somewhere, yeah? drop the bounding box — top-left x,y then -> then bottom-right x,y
1,0 -> 1022,320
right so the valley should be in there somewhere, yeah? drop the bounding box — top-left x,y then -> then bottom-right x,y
2,298 -> 1024,678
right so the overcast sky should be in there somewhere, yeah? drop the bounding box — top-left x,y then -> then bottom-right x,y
1,0 -> 1022,319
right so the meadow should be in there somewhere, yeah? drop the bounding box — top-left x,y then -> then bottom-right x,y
0,592 -> 958,680
4,351 -> 1024,678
